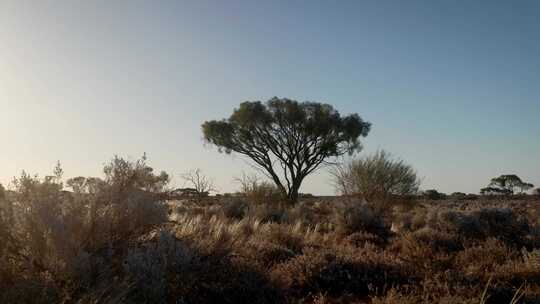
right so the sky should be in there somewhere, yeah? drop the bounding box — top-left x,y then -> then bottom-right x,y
1,1 -> 539,195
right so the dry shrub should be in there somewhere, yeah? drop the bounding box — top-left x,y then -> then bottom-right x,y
240,241 -> 297,269
246,203 -> 287,223
332,150 -> 420,205
235,173 -> 283,205
392,205 -> 428,233
455,238 -> 518,276
0,156 -> 171,302
122,229 -> 193,303
412,227 -> 463,252
220,199 -> 248,220
1,165 -> 539,303
261,222 -> 306,254
333,202 -> 390,239
432,208 -> 530,245
270,244 -> 406,299
344,231 -> 386,247
390,229 -> 458,274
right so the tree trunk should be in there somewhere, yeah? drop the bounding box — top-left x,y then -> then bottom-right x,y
286,178 -> 303,204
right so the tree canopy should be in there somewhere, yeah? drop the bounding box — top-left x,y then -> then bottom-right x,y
202,97 -> 371,203
480,174 -> 534,195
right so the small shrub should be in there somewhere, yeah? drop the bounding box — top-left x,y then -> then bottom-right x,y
270,245 -> 406,299
344,231 -> 386,247
433,208 -> 529,246
246,203 -> 287,223
241,241 -> 296,268
221,199 -> 248,220
332,150 -> 420,204
262,224 -> 305,254
123,230 -> 192,302
333,203 -> 390,239
455,238 -> 517,276
235,173 -> 283,205
423,189 -> 447,200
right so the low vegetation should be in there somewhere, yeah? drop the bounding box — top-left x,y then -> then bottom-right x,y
0,156 -> 538,303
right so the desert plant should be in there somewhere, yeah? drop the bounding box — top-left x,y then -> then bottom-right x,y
432,208 -> 530,245
221,199 -> 249,220
270,245 -> 406,299
123,229 -> 192,303
332,150 -> 420,204
423,189 -> 447,200
481,174 -> 534,195
202,97 -> 371,203
180,168 -> 216,197
0,155 -> 171,301
234,173 -> 283,205
450,192 -> 468,200
333,202 -> 390,238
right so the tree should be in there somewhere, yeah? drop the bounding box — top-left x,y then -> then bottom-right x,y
202,97 -> 371,203
534,188 -> 540,196
423,189 -> 446,200
180,168 -> 216,197
482,174 -> 534,195
332,150 -> 420,203
103,153 -> 170,193
480,186 -> 512,196
519,182 -> 534,194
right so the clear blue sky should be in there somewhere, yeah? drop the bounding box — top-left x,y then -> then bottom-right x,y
1,1 -> 539,194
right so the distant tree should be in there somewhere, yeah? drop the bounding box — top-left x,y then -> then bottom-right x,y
66,176 -> 88,193
480,186 -> 512,196
423,189 -> 446,200
0,182 -> 15,263
180,168 -> 216,197
534,188 -> 540,196
103,154 -> 170,193
465,193 -> 479,200
202,97 -> 371,203
482,174 -> 534,195
519,182 -> 534,194
332,150 -> 420,203
449,192 -> 467,200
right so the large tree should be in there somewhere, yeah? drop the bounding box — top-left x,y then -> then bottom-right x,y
202,97 -> 371,203
481,174 -> 534,195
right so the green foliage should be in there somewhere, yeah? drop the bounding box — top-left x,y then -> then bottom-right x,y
202,97 -> 371,203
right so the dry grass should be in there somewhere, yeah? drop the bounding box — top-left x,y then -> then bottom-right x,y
1,163 -> 539,303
